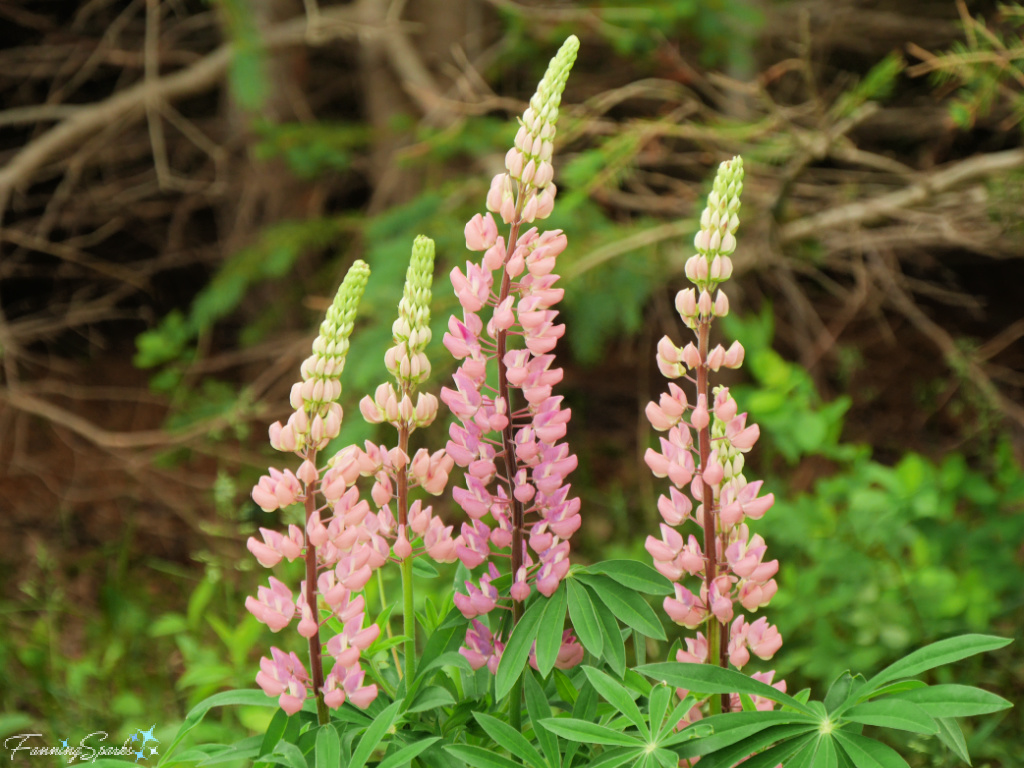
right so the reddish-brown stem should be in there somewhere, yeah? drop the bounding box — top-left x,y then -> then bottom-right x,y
303,448 -> 330,725
696,320 -> 730,714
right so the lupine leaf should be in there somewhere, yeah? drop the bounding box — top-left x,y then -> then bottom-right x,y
567,578 -> 603,657
648,681 -> 672,738
934,717 -> 971,764
314,726 -> 341,768
582,666 -> 649,737
407,687 -> 456,713
536,582 -> 569,677
833,731 -> 911,768
582,560 -> 675,595
563,680 -> 597,768
676,724 -> 817,766
594,591 -> 627,676
474,713 -> 548,768
350,699 -> 402,768
666,711 -> 811,752
163,689 -> 283,759
864,635 -> 1011,690
739,734 -> 815,768
890,684 -> 1012,717
260,741 -> 307,768
445,745 -> 525,768
376,737 -> 440,768
636,663 -> 814,715
844,699 -> 938,734
539,717 -> 645,747
525,670 -> 560,768
578,574 -> 666,640
496,597 -> 546,698
583,747 -> 640,768
812,735 -> 839,768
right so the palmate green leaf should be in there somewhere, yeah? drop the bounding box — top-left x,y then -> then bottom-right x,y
540,717 -> 645,747
376,737 -> 440,768
578,574 -> 666,640
844,699 -> 938,734
889,684 -> 1012,718
582,666 -> 648,737
474,713 -> 548,768
524,670 -> 560,768
864,635 -> 1011,690
445,744 -> 525,768
678,725 -> 817,768
833,731 -> 911,768
636,663 -> 814,715
669,711 -> 814,754
314,726 -> 341,768
582,560 -> 675,595
934,717 -> 971,764
567,579 -> 603,657
496,597 -> 547,698
350,699 -> 402,768
536,581 -> 569,677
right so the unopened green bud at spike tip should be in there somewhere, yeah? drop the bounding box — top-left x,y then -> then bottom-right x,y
387,236 -> 436,386
529,35 -> 579,126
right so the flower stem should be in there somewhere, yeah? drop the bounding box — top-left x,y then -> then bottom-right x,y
696,320 -> 729,714
303,450 -> 329,725
397,407 -> 416,684
498,196 -> 526,733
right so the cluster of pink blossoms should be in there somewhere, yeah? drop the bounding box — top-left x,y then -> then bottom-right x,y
441,36 -> 584,672
644,157 -> 786,726
246,240 -> 461,716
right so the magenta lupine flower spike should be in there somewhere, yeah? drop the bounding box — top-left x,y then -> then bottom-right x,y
443,35 -> 583,674
645,157 -> 784,723
246,260 -> 381,721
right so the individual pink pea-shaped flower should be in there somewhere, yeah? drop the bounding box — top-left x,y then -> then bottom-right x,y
335,553 -> 373,591
251,468 -> 302,512
394,526 -> 412,560
722,340 -> 745,369
423,517 -> 460,562
297,595 -> 319,639
279,677 -> 307,716
511,565 -> 531,602
465,212 -> 499,251
268,420 -> 298,452
657,487 -> 693,526
664,583 -> 707,629
246,577 -> 296,632
727,616 -> 750,669
341,667 -> 379,709
690,394 -> 710,431
678,534 -> 706,576
646,523 -> 684,564
461,619 -> 501,672
702,452 -> 725,488
738,578 -> 778,612
725,533 -> 768,579
746,616 -> 783,660
713,387 -> 738,423
457,518 -> 491,569
676,633 -> 708,665
726,414 -> 760,451
681,342 -> 702,370
704,575 -> 735,624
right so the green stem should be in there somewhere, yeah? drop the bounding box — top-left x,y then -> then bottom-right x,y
401,555 -> 415,684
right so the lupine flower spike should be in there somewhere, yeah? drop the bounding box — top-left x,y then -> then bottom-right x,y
645,157 -> 786,727
246,260 -> 381,723
443,36 -> 583,677
355,235 -> 459,682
